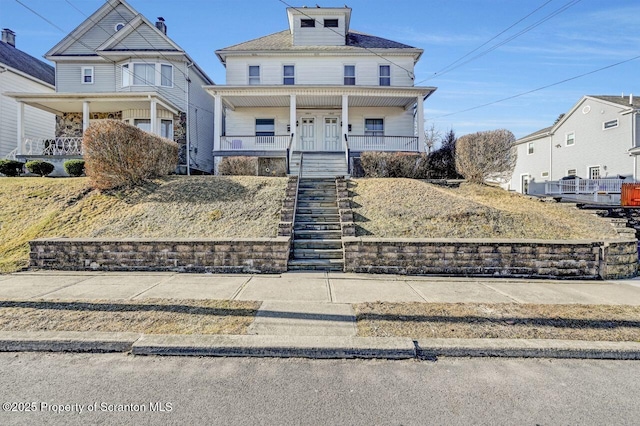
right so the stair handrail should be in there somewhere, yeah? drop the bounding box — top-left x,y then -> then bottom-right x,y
286,132 -> 294,175
344,134 -> 350,175
291,152 -> 303,238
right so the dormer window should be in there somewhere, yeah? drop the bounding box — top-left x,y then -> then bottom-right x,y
301,19 -> 315,28
324,19 -> 338,28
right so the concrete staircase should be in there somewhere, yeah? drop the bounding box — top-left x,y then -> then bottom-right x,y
289,152 -> 348,178
288,178 -> 344,271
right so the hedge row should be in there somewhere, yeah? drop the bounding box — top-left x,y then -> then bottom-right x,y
83,120 -> 178,190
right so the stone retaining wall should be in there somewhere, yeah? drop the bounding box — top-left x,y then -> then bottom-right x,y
30,238 -> 291,273
342,237 -> 638,279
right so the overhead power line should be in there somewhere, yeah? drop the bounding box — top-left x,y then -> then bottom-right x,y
430,54 -> 640,119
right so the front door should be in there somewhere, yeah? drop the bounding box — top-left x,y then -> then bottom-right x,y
521,174 -> 530,194
324,117 -> 340,151
301,118 -> 315,151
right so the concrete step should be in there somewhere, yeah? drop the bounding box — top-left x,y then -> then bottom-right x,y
295,214 -> 340,223
296,208 -> 339,215
297,201 -> 338,208
294,222 -> 341,231
293,239 -> 343,250
293,248 -> 344,259
287,258 -> 344,271
294,229 -> 342,239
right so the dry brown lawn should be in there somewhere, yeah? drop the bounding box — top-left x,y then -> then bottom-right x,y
0,176 -> 286,273
350,179 -> 619,239
355,302 -> 640,341
0,299 -> 259,335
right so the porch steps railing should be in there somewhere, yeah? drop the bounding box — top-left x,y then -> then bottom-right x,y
21,137 -> 83,156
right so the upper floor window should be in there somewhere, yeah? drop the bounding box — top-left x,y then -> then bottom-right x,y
301,19 -> 315,28
365,118 -> 384,136
160,64 -> 173,87
379,65 -> 390,86
565,132 -> 575,146
133,63 -> 155,86
324,19 -> 338,28
82,66 -> 94,84
527,142 -> 534,155
603,119 -> 618,130
344,65 -> 355,85
249,66 -> 260,85
121,62 -> 173,87
283,65 -> 295,85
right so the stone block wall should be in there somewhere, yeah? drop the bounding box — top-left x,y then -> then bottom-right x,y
30,238 -> 291,273
342,237 -> 638,279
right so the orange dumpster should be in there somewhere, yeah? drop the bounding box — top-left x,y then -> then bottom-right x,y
621,183 -> 640,206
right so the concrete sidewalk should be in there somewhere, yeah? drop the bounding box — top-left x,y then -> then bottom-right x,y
1,271 -> 639,360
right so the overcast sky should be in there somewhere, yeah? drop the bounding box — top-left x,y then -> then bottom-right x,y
2,0 -> 639,139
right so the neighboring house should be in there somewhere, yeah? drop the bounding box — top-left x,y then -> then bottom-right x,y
0,29 -> 56,161
205,5 -> 436,176
510,95 -> 640,194
5,0 -> 214,175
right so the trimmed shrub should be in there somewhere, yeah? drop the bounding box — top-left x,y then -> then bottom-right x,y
0,160 -> 24,177
83,120 -> 179,190
455,129 -> 516,184
219,156 -> 258,176
25,160 -> 55,177
64,159 -> 85,177
360,152 -> 431,178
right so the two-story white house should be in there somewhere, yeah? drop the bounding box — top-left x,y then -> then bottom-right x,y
0,29 -> 55,161
510,94 -> 640,194
6,0 -> 214,175
205,6 -> 436,176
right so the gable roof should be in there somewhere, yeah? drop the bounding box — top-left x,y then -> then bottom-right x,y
590,95 -> 640,109
216,29 -> 421,62
0,40 -> 55,86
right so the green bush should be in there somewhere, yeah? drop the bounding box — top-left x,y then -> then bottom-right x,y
360,152 -> 431,178
0,160 -> 24,177
64,159 -> 85,177
25,160 -> 55,177
83,120 -> 179,190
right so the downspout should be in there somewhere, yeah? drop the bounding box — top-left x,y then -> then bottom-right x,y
186,62 -> 192,176
633,111 -> 637,181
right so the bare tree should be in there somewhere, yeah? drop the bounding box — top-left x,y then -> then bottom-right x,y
424,123 -> 441,154
455,129 -> 517,184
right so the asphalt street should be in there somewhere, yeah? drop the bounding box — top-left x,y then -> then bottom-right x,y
0,353 -> 638,425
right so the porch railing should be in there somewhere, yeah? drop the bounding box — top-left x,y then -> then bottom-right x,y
22,137 -> 83,156
221,135 -> 290,151
545,178 -> 624,195
347,135 -> 419,152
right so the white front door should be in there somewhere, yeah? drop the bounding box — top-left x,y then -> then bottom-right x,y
324,117 -> 340,151
301,118 -> 315,151
521,174 -> 530,194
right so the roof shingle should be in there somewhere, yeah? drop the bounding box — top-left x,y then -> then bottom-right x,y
0,41 -> 55,86
590,95 -> 640,109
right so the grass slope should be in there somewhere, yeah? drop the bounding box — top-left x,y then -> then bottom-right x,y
351,179 -> 619,239
0,176 -> 287,273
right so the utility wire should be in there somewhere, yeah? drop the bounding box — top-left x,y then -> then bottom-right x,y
276,0 -> 417,80
430,54 -> 640,119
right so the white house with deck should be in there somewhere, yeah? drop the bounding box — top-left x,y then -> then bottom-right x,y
510,94 -> 640,201
5,0 -> 214,174
0,29 -> 55,161
205,5 -> 436,176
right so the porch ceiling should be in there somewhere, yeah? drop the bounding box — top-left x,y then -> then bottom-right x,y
4,92 -> 180,115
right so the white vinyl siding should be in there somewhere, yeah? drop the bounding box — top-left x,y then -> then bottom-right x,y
225,56 -> 415,86
55,62 -> 115,92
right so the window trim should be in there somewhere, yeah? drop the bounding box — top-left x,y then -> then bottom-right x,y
248,65 -> 260,85
379,65 -> 391,86
255,118 -> 276,137
301,19 -> 315,28
344,64 -> 356,86
527,142 -> 534,155
324,19 -> 339,28
81,66 -> 94,85
603,119 -> 619,130
565,131 -> 575,146
283,64 -> 295,85
160,64 -> 173,88
364,118 -> 385,136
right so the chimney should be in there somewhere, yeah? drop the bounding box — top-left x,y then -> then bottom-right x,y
155,17 -> 167,35
631,94 -> 634,105
1,29 -> 15,47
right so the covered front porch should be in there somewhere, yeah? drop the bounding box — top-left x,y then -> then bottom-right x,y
205,85 -> 435,160
5,92 -> 181,158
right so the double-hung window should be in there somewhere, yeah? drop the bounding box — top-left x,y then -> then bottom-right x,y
283,65 -> 295,85
344,65 -> 355,85
133,63 -> 155,86
122,63 -> 173,87
365,118 -> 384,147
256,118 -> 275,144
160,64 -> 173,87
566,132 -> 575,146
379,65 -> 390,86
82,66 -> 94,84
249,66 -> 260,85
527,142 -> 534,155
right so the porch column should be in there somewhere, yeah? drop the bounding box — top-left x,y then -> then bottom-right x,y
289,94 -> 296,140
16,101 -> 24,155
213,94 -> 222,151
150,98 -> 158,135
416,95 -> 425,152
82,101 -> 90,134
342,94 -> 349,147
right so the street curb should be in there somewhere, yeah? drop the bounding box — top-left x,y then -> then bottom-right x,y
131,335 -> 416,359
0,331 -> 141,353
416,338 -> 640,360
